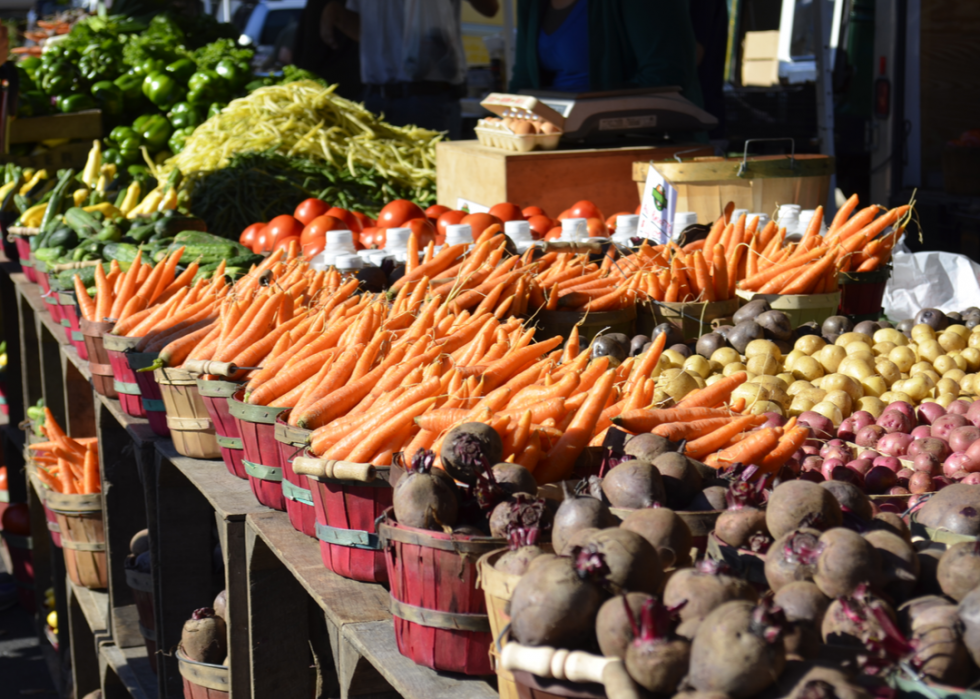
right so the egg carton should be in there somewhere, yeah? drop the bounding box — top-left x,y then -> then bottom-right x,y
475,121 -> 562,152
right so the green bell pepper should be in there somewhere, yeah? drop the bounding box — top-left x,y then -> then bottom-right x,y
140,59 -> 166,76
43,71 -> 76,98
59,94 -> 96,113
109,126 -> 139,145
102,148 -> 125,168
19,57 -> 42,79
168,102 -> 202,130
168,126 -> 195,154
215,59 -> 247,91
186,70 -> 227,104
207,102 -> 226,119
165,59 -> 197,84
91,81 -> 124,117
113,73 -> 144,108
139,114 -> 173,153
245,77 -> 274,92
142,72 -> 184,109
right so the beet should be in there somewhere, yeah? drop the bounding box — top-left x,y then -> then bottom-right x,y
957,585 -> 980,666
494,526 -> 547,576
937,541 -> 980,601
908,602 -> 972,685
663,560 -> 758,638
652,451 -> 704,508
624,433 -> 685,462
488,494 -> 548,540
491,462 -> 537,496
392,450 -> 459,530
813,528 -> 881,598
619,507 -> 693,569
766,481 -> 843,540
688,600 -> 786,698
623,598 -> 690,695
595,592 -> 653,659
130,529 -> 149,557
820,586 -> 898,649
581,527 -> 663,595
715,480 -> 771,551
509,548 -> 608,649
551,491 -> 615,554
764,530 -> 823,592
773,581 -> 829,660
439,423 -> 502,484
819,481 -> 872,521
863,530 -> 919,603
600,459 -> 666,509
687,485 -> 728,512
212,590 -> 228,623
181,608 -> 227,664
873,512 -> 911,542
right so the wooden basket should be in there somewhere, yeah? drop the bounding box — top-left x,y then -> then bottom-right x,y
156,367 -> 220,459
0,529 -> 35,611
736,289 -> 841,328
198,379 -> 246,480
838,266 -> 891,321
10,234 -> 35,281
478,549 -> 524,699
129,352 -> 168,437
298,450 -> 392,583
59,291 -> 89,360
637,297 -> 739,341
47,490 -> 107,589
126,567 -> 158,674
274,413 -> 315,537
27,464 -> 62,548
535,306 -> 636,346
177,647 -> 229,699
103,334 -> 146,418
379,518 -> 500,675
229,390 -> 286,511
512,671 -> 606,699
80,318 -> 117,398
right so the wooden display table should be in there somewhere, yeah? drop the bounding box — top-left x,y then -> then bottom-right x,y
436,140 -> 712,216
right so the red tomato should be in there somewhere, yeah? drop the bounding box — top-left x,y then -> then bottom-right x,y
407,218 -> 437,247
605,212 -> 633,231
569,200 -> 604,222
359,227 -> 386,249
0,466 -> 7,491
527,215 -> 554,240
436,210 -> 466,239
587,218 -> 608,237
522,205 -> 546,218
488,202 -> 524,222
460,212 -> 502,237
425,204 -> 451,222
352,211 -> 375,229
294,198 -> 330,225
253,227 -> 273,253
635,204 -> 642,215
544,227 -> 562,241
275,235 -> 301,252
300,215 -> 347,249
377,199 -> 425,228
264,215 -> 305,249
302,241 -> 325,259
556,209 -> 571,221
325,207 -> 362,233
239,222 -> 264,249
1,502 -> 30,535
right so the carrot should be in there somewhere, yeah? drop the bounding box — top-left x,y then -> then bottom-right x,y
346,396 -> 437,464
702,216 -> 726,264
612,407 -> 735,433
711,426 -> 783,468
740,246 -> 828,291
534,369 -> 616,484
685,414 -> 770,460
83,446 -> 100,494
58,457 -> 77,494
625,331 -> 668,394
652,417 -> 740,442
247,349 -> 334,405
481,336 -> 563,390
692,250 -> 715,302
676,372 -> 748,409
73,274 -> 96,321
829,193 -> 859,234
35,466 -> 62,493
158,322 -> 216,367
824,205 -> 879,246
711,245 -> 729,301
777,249 -> 837,295
757,425 -> 810,475
109,250 -> 143,319
392,243 -> 468,292
94,262 -> 112,321
516,431 -> 543,472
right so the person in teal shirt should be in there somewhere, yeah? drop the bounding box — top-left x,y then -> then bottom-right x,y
509,0 -> 704,109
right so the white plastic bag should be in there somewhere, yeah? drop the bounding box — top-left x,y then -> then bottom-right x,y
883,250 -> 980,321
402,0 -> 465,84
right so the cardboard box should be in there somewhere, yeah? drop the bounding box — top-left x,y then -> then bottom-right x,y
741,31 -> 781,87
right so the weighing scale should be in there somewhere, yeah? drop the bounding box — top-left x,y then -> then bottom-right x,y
523,87 -> 718,144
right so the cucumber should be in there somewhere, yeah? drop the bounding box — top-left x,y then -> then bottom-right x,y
173,230 -> 236,247
169,243 -> 240,264
64,207 -> 102,238
47,226 -> 78,249
34,246 -> 65,262
102,242 -> 140,267
156,215 -> 207,237
128,222 -> 157,243
197,253 -> 264,273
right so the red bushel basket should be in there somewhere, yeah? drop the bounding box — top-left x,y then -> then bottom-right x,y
129,353 -> 169,437
198,379 -> 246,479
59,291 -> 89,360
838,266 -> 892,321
177,648 -> 228,699
40,285 -> 63,325
273,413 -> 316,537
103,334 -> 147,418
80,318 -> 117,398
11,234 -> 36,282
379,516 -> 500,675
229,389 -> 286,510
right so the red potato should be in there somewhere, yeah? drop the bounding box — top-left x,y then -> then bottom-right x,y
688,599 -> 787,698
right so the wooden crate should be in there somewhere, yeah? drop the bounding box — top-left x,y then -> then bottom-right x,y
2,140 -> 94,171
7,109 -> 103,145
436,140 -> 712,217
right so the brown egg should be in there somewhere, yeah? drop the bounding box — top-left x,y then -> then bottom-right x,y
540,121 -> 561,135
510,120 -> 535,135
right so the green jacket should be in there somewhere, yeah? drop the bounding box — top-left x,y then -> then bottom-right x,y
509,0 -> 704,108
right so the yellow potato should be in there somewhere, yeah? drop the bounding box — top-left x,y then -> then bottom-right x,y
936,378 -> 961,397
962,374 -> 977,395
872,341 -> 897,357
787,380 -> 814,397
747,354 -> 780,376
933,354 -> 957,375
783,349 -> 806,371
947,324 -> 970,339
723,362 -> 748,377
747,400 -> 784,416
662,370 -> 702,401
873,328 -> 907,346
817,344 -> 847,373
708,359 -> 725,374
811,400 -> 844,426
940,331 -> 967,352
889,346 -> 916,373
797,386 -> 828,405
857,396 -> 886,418
861,375 -> 888,398
875,358 -> 902,386
789,395 -> 816,416
917,339 -> 944,363
824,389 -> 854,417
794,335 -> 826,355
683,355 -> 712,379
936,393 -> 958,408
777,372 -> 796,387
881,390 -> 914,405
838,356 -> 875,382
662,349 -> 687,368
792,356 -> 825,382
733,382 -> 788,409
822,373 -> 862,402
705,374 -> 725,386
745,339 -> 782,361
711,347 -> 741,366
756,375 -> 789,390
970,333 -> 980,349
837,332 -> 873,347
951,354 -> 969,372
912,324 -> 937,343
900,376 -> 930,402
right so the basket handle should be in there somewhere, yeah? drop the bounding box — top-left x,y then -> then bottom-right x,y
183,360 -> 259,377
293,456 -> 376,482
500,642 -> 614,684
737,138 -> 796,177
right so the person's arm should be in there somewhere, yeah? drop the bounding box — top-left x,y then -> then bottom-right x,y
468,0 -> 499,18
507,0 -> 535,92
620,0 -> 699,93
321,0 -> 361,48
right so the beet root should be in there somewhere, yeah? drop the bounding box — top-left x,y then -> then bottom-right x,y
487,494 -> 548,539
651,451 -> 704,508
392,454 -> 459,531
957,585 -> 980,666
663,561 -> 758,639
687,485 -> 728,512
181,608 -> 227,664
493,546 -> 545,576
915,483 -> 980,535
551,493 -> 614,554
624,433 -> 684,463
581,527 -> 663,595
907,602 -> 972,686
595,592 -> 653,659
813,528 -> 881,599
819,481 -> 873,522
619,507 -> 693,569
130,529 -> 149,556
766,481 -> 843,540
937,541 -> 980,601
715,508 -> 770,551
600,459 -> 666,509
212,590 -> 228,622
623,598 -> 690,695
491,462 -> 537,496
863,530 -> 919,603
773,582 -> 830,660
440,423 -> 503,484
764,530 -> 824,592
688,600 -> 787,698
775,663 -> 874,699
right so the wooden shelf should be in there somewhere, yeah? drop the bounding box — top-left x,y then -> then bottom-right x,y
68,577 -> 109,637
101,643 -> 158,699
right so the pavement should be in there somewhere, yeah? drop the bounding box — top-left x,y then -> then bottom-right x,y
0,551 -> 58,697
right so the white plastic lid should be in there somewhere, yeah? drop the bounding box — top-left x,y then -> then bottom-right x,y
561,217 -> 588,241
364,250 -> 389,265
798,209 -> 818,221
673,212 -> 698,229
444,223 -> 474,246
325,229 -> 355,248
504,219 -> 532,242
384,227 -> 412,251
748,213 -> 770,227
334,253 -> 364,270
615,214 -> 639,237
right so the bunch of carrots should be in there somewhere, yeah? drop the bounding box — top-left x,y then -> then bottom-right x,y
29,408 -> 101,495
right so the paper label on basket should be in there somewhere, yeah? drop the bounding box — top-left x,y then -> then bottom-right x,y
637,163 -> 678,244
456,197 -> 489,214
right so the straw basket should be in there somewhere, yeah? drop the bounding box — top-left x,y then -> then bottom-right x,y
129,353 -> 168,437
80,318 -> 117,397
229,390 -> 286,510
379,518 -> 500,675
156,367 -> 220,459
126,566 -> 158,674
736,289 -> 841,328
637,297 -> 739,341
177,647 -> 228,699
198,379 -> 246,479
536,307 -> 636,346
47,489 -> 107,589
274,413 -> 315,537
478,549 -> 525,699
908,514 -> 978,546
103,334 -> 146,418
295,452 -> 391,583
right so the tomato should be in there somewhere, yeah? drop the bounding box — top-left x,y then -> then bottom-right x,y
253,227 -> 273,253
606,212 -> 633,231
274,236 -> 301,252
352,211 -> 375,229
556,209 -> 571,221
325,207 -> 362,233
264,215 -> 305,249
359,226 -> 386,249
460,212 -> 502,237
302,241 -> 325,259
377,199 -> 425,228
569,200 -> 603,222
425,204 -> 451,222
300,215 -> 347,249
294,198 -> 331,225
488,202 -> 524,222
635,204 -> 642,215
527,215 -> 554,240
544,227 -> 562,241
239,222 -> 264,249
586,218 -> 608,237
436,210 -> 466,239
522,205 -> 546,218
0,466 -> 7,491
406,218 -> 437,247
1,502 -> 30,535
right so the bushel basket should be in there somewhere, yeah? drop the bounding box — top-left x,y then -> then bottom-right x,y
177,647 -> 229,699
198,379 -> 246,479
126,566 -> 158,674
47,489 -> 107,589
103,334 -> 146,418
229,389 -> 286,511
274,413 -> 315,537
156,367 -> 220,459
80,318 -> 117,398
